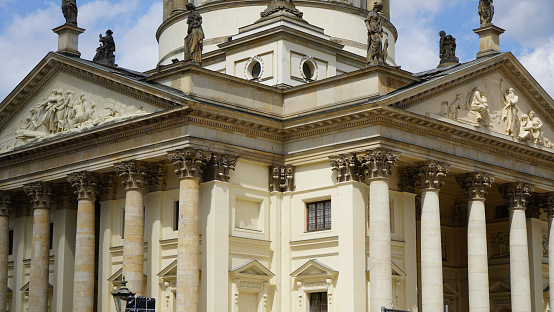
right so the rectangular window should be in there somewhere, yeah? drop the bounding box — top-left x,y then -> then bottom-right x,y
8,230 -> 13,256
309,292 -> 328,312
122,209 -> 125,239
307,200 -> 331,232
49,223 -> 54,250
174,201 -> 179,231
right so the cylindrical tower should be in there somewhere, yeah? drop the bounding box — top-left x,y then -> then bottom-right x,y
157,0 -> 397,67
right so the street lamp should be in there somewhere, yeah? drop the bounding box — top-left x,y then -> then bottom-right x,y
112,277 -> 135,312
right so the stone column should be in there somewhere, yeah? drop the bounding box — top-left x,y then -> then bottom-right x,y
365,148 -> 399,312
456,173 -> 494,312
417,161 -> 450,312
114,161 -> 149,296
67,172 -> 98,312
548,195 -> 554,312
23,182 -> 53,312
167,148 -> 210,312
0,193 -> 11,312
499,182 -> 534,312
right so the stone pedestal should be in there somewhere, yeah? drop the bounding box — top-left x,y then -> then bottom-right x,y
473,24 -> 505,58
500,183 -> 533,312
68,172 -> 98,312
457,173 -> 494,312
365,148 -> 399,312
0,193 -> 11,312
549,196 -> 554,312
52,24 -> 85,57
23,183 -> 52,312
418,161 -> 449,312
115,161 -> 150,296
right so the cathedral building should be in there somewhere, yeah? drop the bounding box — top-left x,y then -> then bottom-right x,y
0,0 -> 553,312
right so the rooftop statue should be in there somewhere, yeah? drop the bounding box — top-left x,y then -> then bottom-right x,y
61,0 -> 78,26
366,2 -> 388,66
439,31 -> 459,65
93,30 -> 116,67
184,3 -> 204,65
260,0 -> 304,19
478,0 -> 494,26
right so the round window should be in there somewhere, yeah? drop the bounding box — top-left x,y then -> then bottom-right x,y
252,62 -> 262,79
302,63 -> 312,80
245,56 -> 264,81
300,57 -> 318,82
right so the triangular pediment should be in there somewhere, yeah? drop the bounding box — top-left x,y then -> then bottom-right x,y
399,53 -> 554,152
157,260 -> 177,278
230,260 -> 275,281
290,259 -> 338,278
490,280 -> 511,293
0,52 -> 185,154
444,282 -> 459,296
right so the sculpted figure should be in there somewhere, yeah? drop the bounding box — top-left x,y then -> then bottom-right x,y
184,3 -> 204,65
467,90 -> 491,126
62,0 -> 78,26
439,31 -> 459,65
93,30 -> 116,67
366,2 -> 387,66
478,0 -> 494,26
518,114 -> 532,142
528,111 -> 543,144
500,80 -> 519,136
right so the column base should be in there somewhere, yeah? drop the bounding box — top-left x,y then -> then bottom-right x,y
473,24 -> 505,58
52,24 -> 85,57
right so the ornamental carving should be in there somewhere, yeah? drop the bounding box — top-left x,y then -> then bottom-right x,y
269,165 -> 295,192
167,148 -> 210,179
67,171 -> 98,200
364,148 -> 399,179
0,192 -> 12,217
260,0 -> 304,19
498,182 -> 534,210
329,154 -> 364,183
543,233 -> 548,258
114,160 -> 151,190
239,281 -> 262,290
98,175 -> 118,201
12,194 -> 31,218
456,172 -> 494,200
490,232 -> 509,258
416,161 -> 450,190
451,203 -> 468,226
147,164 -> 167,192
205,153 -> 238,183
54,184 -> 78,210
23,182 -> 53,209
547,194 -> 554,218
6,90 -> 148,153
303,281 -> 327,289
398,166 -> 418,193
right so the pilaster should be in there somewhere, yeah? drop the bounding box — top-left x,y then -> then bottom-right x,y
0,193 -> 11,312
548,194 -> 554,312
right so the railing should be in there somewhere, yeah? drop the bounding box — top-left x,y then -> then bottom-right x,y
381,307 -> 410,312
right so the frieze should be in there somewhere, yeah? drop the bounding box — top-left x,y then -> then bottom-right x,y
302,281 -> 327,289
490,232 -> 510,258
239,281 -> 262,290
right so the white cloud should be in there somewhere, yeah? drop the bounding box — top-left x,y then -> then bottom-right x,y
518,40 -> 554,98
0,0 -> 14,7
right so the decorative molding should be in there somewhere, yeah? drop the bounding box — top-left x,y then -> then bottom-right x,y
329,154 -> 364,183
269,165 -> 295,192
0,192 -> 12,217
416,161 -> 450,190
456,173 -> 494,200
53,183 -> 78,210
498,182 -> 534,210
398,166 -> 418,193
67,171 -> 98,200
167,148 -> 210,180
98,174 -> 118,201
364,148 -> 399,180
147,163 -> 167,192
204,153 -> 238,182
114,160 -> 151,190
23,182 -> 53,209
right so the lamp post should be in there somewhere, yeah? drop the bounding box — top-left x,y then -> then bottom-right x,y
112,277 -> 135,312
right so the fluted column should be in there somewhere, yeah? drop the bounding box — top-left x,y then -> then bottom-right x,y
167,148 -> 210,312
23,182 -> 53,312
548,195 -> 554,312
417,161 -> 450,312
456,173 -> 494,312
499,182 -> 534,312
0,193 -> 11,312
67,172 -> 98,312
114,161 -> 149,296
365,148 -> 399,312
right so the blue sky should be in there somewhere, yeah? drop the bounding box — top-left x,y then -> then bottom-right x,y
0,0 -> 553,100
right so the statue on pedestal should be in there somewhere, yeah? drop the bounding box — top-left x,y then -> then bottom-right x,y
93,30 -> 116,67
184,3 -> 204,65
366,2 -> 387,66
62,0 -> 78,26
439,31 -> 459,65
478,0 -> 494,26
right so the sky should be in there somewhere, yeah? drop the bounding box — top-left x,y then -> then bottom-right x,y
0,0 -> 553,101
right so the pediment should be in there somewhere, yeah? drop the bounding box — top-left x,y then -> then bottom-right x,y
403,54 -> 554,151
0,53 -> 184,155
443,282 -> 459,296
490,280 -> 511,293
157,260 -> 177,278
290,259 -> 338,278
230,260 -> 274,280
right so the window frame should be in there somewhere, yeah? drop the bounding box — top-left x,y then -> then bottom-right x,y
309,291 -> 328,312
306,200 -> 331,232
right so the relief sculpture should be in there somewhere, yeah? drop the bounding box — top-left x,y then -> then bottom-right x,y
500,79 -> 519,136
466,89 -> 492,127
491,232 -> 509,257
3,89 -> 149,152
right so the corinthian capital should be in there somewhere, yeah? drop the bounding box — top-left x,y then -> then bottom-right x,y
23,182 -> 53,209
269,165 -> 295,192
0,192 -> 12,217
114,160 -> 150,190
456,172 -> 494,200
204,153 -> 238,182
363,148 -> 399,180
67,172 -> 98,200
329,154 -> 365,183
547,194 -> 554,218
498,182 -> 534,210
167,148 -> 210,179
416,161 -> 451,190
